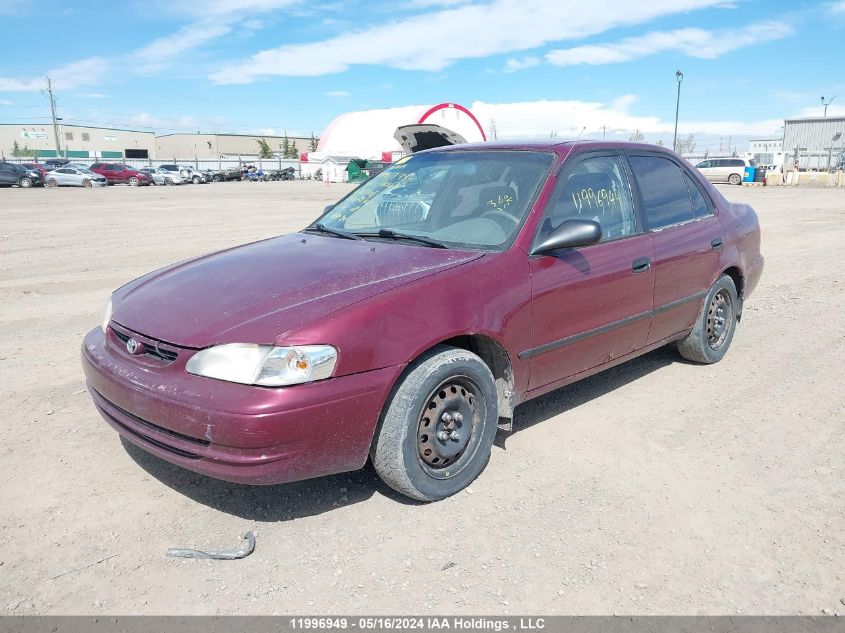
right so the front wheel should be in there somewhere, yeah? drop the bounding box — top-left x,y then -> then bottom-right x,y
677,274 -> 739,364
82,179 -> 92,188
371,346 -> 498,501
192,176 -> 201,184
19,177 -> 32,188
128,177 -> 139,186
728,173 -> 742,185
164,177 -> 173,186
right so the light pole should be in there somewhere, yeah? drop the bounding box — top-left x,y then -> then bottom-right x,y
673,70 -> 684,152
821,96 -> 836,117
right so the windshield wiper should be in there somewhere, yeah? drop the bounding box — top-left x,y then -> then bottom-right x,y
357,228 -> 447,249
303,223 -> 363,241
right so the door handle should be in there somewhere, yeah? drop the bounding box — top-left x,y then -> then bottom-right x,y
632,257 -> 651,273
711,237 -> 724,249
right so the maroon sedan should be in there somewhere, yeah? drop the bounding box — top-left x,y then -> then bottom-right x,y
89,162 -> 152,186
82,141 -> 763,501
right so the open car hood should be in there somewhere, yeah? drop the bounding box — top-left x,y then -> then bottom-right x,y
394,124 -> 466,154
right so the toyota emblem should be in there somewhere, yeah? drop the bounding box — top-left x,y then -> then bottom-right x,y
126,338 -> 144,355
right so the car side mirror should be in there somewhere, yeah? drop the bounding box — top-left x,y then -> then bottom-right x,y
323,204 -> 335,213
531,219 -> 602,255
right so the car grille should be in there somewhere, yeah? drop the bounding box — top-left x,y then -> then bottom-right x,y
376,201 -> 428,226
111,325 -> 180,362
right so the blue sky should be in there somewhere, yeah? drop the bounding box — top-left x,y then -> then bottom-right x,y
1,0 -> 844,151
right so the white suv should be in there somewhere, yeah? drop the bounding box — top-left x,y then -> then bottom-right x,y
694,157 -> 755,185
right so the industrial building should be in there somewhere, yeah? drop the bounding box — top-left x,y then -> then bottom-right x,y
0,123 -> 155,160
782,116 -> 845,170
156,132 -> 312,160
746,138 -> 783,166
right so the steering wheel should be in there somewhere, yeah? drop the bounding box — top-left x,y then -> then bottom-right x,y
481,208 -> 520,230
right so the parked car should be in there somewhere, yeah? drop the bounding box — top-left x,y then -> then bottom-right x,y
82,140 -> 764,501
694,157 -> 756,185
44,166 -> 108,187
205,167 -> 244,182
158,164 -> 207,184
21,162 -> 48,178
139,166 -> 184,185
89,163 -> 153,186
0,162 -> 42,187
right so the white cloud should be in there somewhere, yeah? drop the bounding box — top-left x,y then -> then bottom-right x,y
0,57 -> 108,92
324,90 -> 351,97
210,0 -> 728,83
132,21 -> 232,72
795,103 -> 845,118
546,21 -> 792,66
503,56 -> 540,73
130,0 -> 300,72
830,1 -> 845,14
469,98 -> 783,141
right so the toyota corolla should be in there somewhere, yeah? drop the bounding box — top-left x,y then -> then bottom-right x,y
81,140 -> 763,501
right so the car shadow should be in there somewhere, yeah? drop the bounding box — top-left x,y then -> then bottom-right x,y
123,344 -> 680,520
495,344 -> 679,447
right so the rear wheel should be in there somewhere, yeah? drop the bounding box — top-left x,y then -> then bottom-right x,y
371,346 -> 498,501
46,178 -> 58,188
19,177 -> 32,188
728,173 -> 742,185
128,176 -> 139,186
677,274 -> 738,364
213,175 -> 223,182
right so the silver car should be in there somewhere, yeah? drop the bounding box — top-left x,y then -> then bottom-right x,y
694,157 -> 755,185
139,166 -> 184,185
159,164 -> 207,184
44,167 -> 108,188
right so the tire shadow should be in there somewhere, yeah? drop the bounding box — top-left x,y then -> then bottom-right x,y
122,344 -> 680,519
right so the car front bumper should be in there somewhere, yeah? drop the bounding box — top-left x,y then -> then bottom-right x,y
81,326 -> 403,485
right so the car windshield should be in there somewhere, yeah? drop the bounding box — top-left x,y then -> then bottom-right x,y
310,150 -> 554,250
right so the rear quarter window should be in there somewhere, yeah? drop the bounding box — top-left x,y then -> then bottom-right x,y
629,155 -> 695,230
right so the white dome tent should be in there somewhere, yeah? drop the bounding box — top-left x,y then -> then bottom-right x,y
306,103 -> 486,182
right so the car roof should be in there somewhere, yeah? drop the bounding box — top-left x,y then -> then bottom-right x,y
429,139 -> 683,156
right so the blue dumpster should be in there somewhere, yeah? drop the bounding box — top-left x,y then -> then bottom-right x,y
743,165 -> 756,182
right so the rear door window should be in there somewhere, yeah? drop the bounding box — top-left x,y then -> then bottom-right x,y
629,155 -> 695,230
684,173 -> 713,218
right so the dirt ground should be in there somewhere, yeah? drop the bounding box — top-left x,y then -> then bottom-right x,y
0,180 -> 843,616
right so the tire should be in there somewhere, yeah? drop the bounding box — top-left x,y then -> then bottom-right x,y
46,178 -> 58,188
192,176 -> 200,184
164,177 -> 173,186
19,177 -> 32,188
128,177 -> 139,187
677,274 -> 739,364
213,175 -> 222,182
82,179 -> 92,188
371,345 -> 498,501
728,173 -> 742,185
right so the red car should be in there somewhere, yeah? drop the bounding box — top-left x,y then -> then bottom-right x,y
82,140 -> 763,501
89,162 -> 152,186
21,162 -> 48,178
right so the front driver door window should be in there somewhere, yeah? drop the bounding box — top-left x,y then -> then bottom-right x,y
525,153 -> 655,391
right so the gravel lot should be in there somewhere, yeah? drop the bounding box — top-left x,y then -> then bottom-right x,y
0,181 -> 843,615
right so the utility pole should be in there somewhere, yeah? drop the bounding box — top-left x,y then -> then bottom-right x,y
42,76 -> 62,158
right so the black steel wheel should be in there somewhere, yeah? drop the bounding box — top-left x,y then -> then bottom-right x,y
677,274 -> 739,363
371,345 -> 498,501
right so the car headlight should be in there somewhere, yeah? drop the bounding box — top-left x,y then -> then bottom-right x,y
101,298 -> 112,332
186,344 -> 337,387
